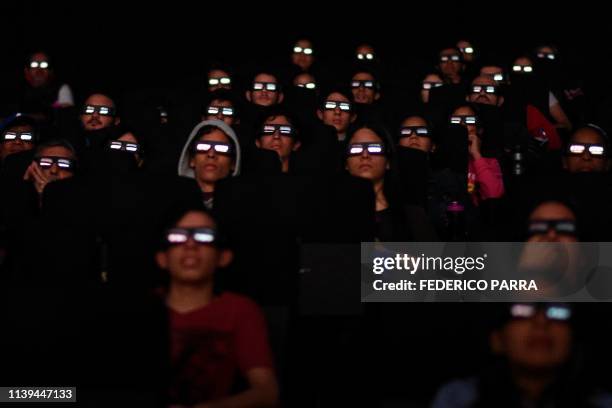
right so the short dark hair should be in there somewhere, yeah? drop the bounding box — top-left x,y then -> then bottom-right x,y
567,124 -> 610,152
203,89 -> 239,118
255,106 -> 301,141
34,139 -> 77,159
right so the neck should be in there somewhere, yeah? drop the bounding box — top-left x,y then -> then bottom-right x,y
167,281 -> 214,313
281,158 -> 290,173
374,179 -> 388,211
197,180 -> 215,193
512,366 -> 557,401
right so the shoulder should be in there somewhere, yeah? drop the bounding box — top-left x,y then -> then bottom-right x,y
218,292 -> 263,315
432,377 -> 478,408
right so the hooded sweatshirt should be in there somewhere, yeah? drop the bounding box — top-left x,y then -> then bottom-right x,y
177,120 -> 242,208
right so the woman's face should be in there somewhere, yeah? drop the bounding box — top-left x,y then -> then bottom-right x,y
492,309 -> 572,371
346,128 -> 388,183
399,116 -> 433,153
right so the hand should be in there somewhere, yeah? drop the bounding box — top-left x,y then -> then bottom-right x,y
468,133 -> 481,160
23,162 -> 54,194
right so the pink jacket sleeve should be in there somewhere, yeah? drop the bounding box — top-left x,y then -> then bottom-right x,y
471,157 -> 505,200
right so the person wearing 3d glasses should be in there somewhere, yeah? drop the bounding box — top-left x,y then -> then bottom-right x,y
245,71 -> 284,108
178,120 -> 241,209
433,303 -> 612,408
449,105 -> 505,204
23,139 -> 77,195
254,108 -> 301,173
0,116 -> 37,163
562,124 -> 610,173
206,65 -> 233,93
155,205 -> 278,407
201,89 -> 239,128
437,47 -> 466,85
80,93 -> 120,132
344,123 -> 416,241
316,88 -> 357,142
291,38 -> 315,72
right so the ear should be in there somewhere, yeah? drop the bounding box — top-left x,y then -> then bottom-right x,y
245,91 -> 252,103
114,117 -> 121,125
278,93 -> 284,104
465,95 -> 470,103
217,249 -> 234,268
255,139 -> 261,149
498,96 -> 505,106
375,92 -> 381,101
431,143 -> 437,153
350,114 -> 357,124
317,110 -> 323,121
155,251 -> 168,270
292,141 -> 301,151
490,331 -> 505,354
189,157 -> 195,169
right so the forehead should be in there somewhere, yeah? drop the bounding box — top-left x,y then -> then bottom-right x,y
30,52 -> 49,62
265,115 -> 291,125
326,92 -> 349,102
350,128 -> 383,143
481,66 -> 503,75
7,124 -> 33,133
254,73 -> 277,83
209,69 -> 229,78
472,76 -> 496,86
514,56 -> 533,65
294,73 -> 315,83
209,99 -> 233,107
118,132 -> 138,143
39,146 -> 73,158
176,211 -> 215,229
538,46 -> 555,54
295,39 -> 312,48
529,202 -> 575,221
85,94 -> 115,107
453,106 -> 476,116
402,116 -> 427,127
356,44 -> 374,53
198,129 -> 230,143
571,128 -> 605,145
353,72 -> 375,81
424,73 -> 442,82
457,40 -> 472,48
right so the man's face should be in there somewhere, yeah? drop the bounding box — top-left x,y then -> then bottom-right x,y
480,66 -> 506,85
563,128 -> 610,174
398,116 -> 433,153
421,73 -> 443,104
457,40 -> 475,63
24,52 -> 51,88
156,211 -> 224,285
291,39 -> 314,71
0,124 -> 35,160
36,145 -> 76,181
356,44 -> 375,61
204,99 -> 235,126
438,48 -> 464,80
467,76 -> 503,106
189,129 -> 235,188
247,73 -> 283,107
80,94 -> 118,131
536,46 -> 557,62
345,128 -> 388,182
527,202 -> 578,243
208,69 -> 232,92
256,116 -> 301,162
317,92 -> 354,135
293,73 -> 317,90
351,72 -> 379,104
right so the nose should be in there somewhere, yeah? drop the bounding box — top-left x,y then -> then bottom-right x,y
49,163 -> 59,175
334,107 -> 342,115
545,228 -> 559,241
360,149 -> 370,159
581,151 -> 592,161
532,310 -> 549,326
206,148 -> 217,158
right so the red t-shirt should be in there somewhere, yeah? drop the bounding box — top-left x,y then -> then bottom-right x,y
168,292 -> 273,405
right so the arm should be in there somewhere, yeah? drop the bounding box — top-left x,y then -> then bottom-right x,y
549,100 -> 572,131
194,367 -> 278,408
472,157 -> 504,200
